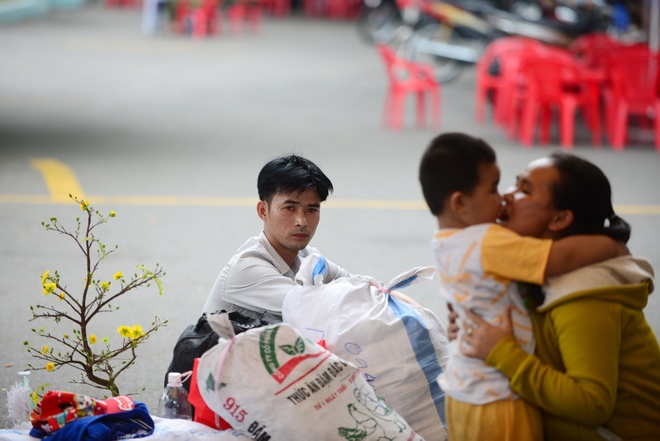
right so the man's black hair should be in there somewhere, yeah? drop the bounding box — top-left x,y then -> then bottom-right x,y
257,154 -> 334,204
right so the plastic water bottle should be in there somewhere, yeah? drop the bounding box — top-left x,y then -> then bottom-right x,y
157,372 -> 192,420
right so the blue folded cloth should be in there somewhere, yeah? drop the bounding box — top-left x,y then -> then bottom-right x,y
29,402 -> 154,441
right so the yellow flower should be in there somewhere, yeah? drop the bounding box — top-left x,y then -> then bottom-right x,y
45,362 -> 55,372
109,211 -> 116,218
89,334 -> 97,345
41,345 -> 48,355
113,272 -> 123,281
117,326 -> 132,338
131,325 -> 143,339
43,283 -> 56,295
63,333 -> 69,339
41,270 -> 50,286
100,281 -> 110,291
80,200 -> 89,211
58,292 -> 65,300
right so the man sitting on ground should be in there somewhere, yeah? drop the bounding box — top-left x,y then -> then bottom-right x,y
202,154 -> 350,321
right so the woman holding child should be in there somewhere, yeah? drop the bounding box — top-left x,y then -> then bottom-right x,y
459,150 -> 660,440
419,133 -> 628,441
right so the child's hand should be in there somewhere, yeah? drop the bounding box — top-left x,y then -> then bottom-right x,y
460,306 -> 514,360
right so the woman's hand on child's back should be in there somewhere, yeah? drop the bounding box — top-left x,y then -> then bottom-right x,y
446,304 -> 459,341
460,307 -> 514,360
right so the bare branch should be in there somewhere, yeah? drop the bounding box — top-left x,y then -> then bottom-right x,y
26,198 -> 167,396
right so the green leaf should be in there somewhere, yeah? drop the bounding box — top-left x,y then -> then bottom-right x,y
154,277 -> 164,296
279,344 -> 299,356
205,373 -> 215,392
135,265 -> 153,278
294,336 -> 305,354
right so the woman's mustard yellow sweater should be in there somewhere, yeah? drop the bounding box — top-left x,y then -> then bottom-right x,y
487,256 -> 660,441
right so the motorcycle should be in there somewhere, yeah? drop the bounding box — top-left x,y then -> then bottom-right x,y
358,0 -> 610,83
356,0 -> 404,45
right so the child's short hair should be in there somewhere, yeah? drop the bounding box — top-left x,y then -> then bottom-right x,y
419,132 -> 497,215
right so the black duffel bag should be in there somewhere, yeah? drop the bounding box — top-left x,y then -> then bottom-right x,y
163,310 -> 280,392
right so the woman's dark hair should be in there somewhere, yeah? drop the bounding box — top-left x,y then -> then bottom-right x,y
257,155 -> 334,204
525,152 -> 631,308
548,151 -> 630,244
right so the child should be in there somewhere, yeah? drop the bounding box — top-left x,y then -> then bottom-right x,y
418,133 -> 623,441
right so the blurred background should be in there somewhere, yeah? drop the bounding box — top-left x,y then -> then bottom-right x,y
1,0 -> 659,428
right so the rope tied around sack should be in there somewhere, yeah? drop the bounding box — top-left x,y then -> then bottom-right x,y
376,285 -> 391,294
214,336 -> 237,385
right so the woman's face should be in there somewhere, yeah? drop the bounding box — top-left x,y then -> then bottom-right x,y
498,157 -> 563,239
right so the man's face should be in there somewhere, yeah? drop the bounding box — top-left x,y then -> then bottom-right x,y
497,157 -> 561,238
257,189 -> 321,265
461,162 -> 502,226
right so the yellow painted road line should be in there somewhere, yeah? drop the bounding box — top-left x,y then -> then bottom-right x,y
613,205 -> 660,216
77,195 -> 258,207
29,158 -> 86,202
1,193 -> 660,215
326,199 -> 427,210
8,158 -> 660,214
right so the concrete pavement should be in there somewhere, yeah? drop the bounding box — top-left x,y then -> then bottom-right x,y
1,4 -> 660,427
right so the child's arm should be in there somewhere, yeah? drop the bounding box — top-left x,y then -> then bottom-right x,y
545,235 -> 629,277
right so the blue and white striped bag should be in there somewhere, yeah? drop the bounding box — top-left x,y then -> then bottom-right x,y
283,255 -> 449,441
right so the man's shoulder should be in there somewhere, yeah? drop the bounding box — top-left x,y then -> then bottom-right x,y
230,234 -> 278,265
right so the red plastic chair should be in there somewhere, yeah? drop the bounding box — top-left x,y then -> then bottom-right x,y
517,48 -> 602,148
227,0 -> 262,33
376,44 -> 441,131
602,45 -> 660,151
194,0 -> 220,37
474,36 -> 541,125
174,0 -> 191,33
174,0 -> 220,37
569,32 -> 624,69
105,0 -> 140,8
499,43 -> 564,140
657,93 -> 660,151
325,0 -> 360,19
302,0 -> 324,17
261,0 -> 289,16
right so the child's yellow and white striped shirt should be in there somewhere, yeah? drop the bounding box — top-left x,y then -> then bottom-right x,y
434,223 -> 551,404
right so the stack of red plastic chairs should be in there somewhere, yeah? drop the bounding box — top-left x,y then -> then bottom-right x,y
601,44 -> 660,150
475,32 -> 660,151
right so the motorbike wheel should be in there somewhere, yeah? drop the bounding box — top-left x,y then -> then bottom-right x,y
356,0 -> 402,45
405,23 -> 471,84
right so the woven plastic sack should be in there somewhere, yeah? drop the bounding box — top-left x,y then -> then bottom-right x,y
282,255 -> 449,441
197,315 -> 424,441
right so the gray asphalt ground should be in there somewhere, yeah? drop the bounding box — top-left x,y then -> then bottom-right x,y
1,4 -> 660,428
